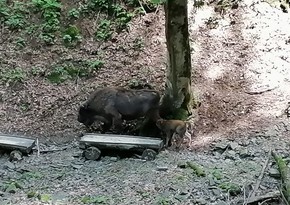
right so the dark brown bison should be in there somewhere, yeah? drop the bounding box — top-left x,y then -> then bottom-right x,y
77,87 -> 161,132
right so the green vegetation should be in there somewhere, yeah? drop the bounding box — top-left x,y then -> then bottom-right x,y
219,182 -> 241,196
0,67 -> 26,84
31,67 -> 44,76
132,37 -> 144,50
2,1 -> 29,30
0,0 -> 145,45
46,60 -> 104,84
95,20 -> 112,41
155,196 -> 172,205
31,0 -> 62,44
38,194 -> 52,203
14,36 -> 26,48
19,102 -> 30,112
186,161 -> 206,177
27,190 -> 39,198
67,8 -> 80,19
205,17 -> 219,29
62,25 -> 81,47
81,195 -> 110,204
0,0 -> 157,85
211,168 -> 223,180
21,171 -> 44,180
2,180 -> 23,193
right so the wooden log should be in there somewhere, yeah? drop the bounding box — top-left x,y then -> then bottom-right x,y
0,134 -> 36,154
79,133 -> 164,152
83,146 -> 101,160
141,149 -> 157,161
9,150 -> 23,161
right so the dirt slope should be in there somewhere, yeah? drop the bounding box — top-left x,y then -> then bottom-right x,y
0,11 -> 167,143
189,0 -> 290,147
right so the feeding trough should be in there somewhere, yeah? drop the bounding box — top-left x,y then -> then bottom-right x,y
79,133 -> 164,161
0,134 -> 36,154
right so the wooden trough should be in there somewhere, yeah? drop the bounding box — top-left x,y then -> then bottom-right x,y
0,134 -> 36,154
79,133 -> 164,161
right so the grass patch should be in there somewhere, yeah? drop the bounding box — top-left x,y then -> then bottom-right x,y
46,60 -> 104,84
14,36 -> 26,48
21,171 -> 43,180
0,67 -> 26,84
38,194 -> 52,203
95,20 -> 112,41
219,182 -> 241,196
3,1 -> 29,30
62,25 -> 81,47
3,180 -> 24,193
32,0 -> 62,44
67,8 -> 80,20
81,195 -> 110,204
155,196 -> 172,205
0,0 -> 146,47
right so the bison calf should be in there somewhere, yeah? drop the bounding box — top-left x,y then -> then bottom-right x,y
156,119 -> 192,148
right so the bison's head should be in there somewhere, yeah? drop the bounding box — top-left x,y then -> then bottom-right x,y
77,104 -> 95,127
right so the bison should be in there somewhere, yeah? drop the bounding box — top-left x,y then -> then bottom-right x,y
77,87 -> 161,132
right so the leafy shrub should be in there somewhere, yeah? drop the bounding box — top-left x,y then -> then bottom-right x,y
95,20 -> 112,41
4,1 -> 29,30
0,68 -> 26,84
67,8 -> 80,19
62,25 -> 81,47
46,60 -> 104,84
31,0 -> 62,44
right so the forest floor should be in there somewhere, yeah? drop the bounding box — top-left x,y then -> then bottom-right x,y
1,0 -> 290,204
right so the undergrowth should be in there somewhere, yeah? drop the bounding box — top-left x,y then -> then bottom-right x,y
0,0 -> 149,46
0,0 -> 157,84
45,60 -> 104,84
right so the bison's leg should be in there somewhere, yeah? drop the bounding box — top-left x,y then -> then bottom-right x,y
101,119 -> 112,133
146,108 -> 161,122
112,113 -> 123,132
104,106 -> 123,132
165,130 -> 174,148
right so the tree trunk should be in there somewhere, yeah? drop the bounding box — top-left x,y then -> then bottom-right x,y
161,0 -> 194,119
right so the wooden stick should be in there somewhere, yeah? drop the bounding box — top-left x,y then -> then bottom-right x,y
243,191 -> 280,204
246,149 -> 271,203
36,138 -> 40,157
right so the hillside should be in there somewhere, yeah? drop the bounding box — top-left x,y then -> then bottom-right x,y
0,0 -> 167,143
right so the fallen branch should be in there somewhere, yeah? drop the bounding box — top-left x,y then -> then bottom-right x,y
243,191 -> 280,204
138,0 -> 147,14
38,148 -> 67,153
272,151 -> 290,205
280,188 -> 290,205
36,138 -> 40,157
246,149 -> 271,203
244,86 -> 278,95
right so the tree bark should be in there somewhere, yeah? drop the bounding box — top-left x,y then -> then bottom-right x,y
161,0 -> 194,118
